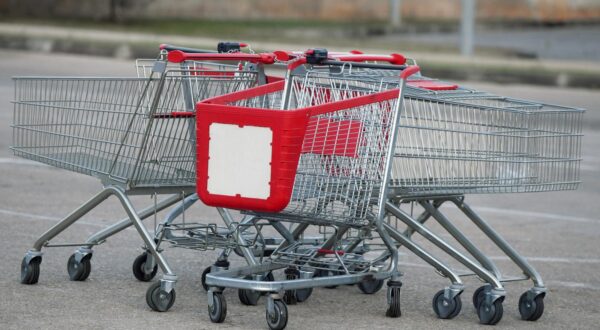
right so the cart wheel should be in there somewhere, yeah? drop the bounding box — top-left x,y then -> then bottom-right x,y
472,285 -> 489,310
266,299 -> 288,330
478,298 -> 503,325
208,292 -> 227,323
67,254 -> 91,281
357,277 -> 384,294
146,282 -> 176,312
132,252 -> 158,282
385,284 -> 402,318
260,272 -> 275,296
519,292 -> 545,321
314,269 -> 338,289
238,288 -> 261,306
20,256 -> 41,285
201,266 -> 211,292
432,289 -> 462,319
295,288 -> 313,303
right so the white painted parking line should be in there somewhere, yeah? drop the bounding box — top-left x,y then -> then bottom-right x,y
489,255 -> 600,264
473,206 -> 598,224
0,208 -> 109,228
0,157 -> 49,166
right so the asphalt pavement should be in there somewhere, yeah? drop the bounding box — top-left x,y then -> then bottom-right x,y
0,50 -> 599,329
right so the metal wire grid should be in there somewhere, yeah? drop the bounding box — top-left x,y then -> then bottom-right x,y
272,242 -> 372,274
291,66 -> 584,194
12,66 -> 260,189
389,95 -> 584,194
222,68 -> 403,227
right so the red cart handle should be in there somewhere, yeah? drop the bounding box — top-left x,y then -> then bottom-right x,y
333,53 -> 406,65
275,50 -> 405,65
167,50 -> 276,64
401,65 -> 421,79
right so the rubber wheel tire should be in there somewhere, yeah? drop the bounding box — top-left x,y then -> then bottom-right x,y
201,266 -> 211,292
314,269 -> 338,289
478,299 -> 503,325
208,293 -> 227,323
146,282 -> 176,312
472,285 -> 488,310
295,288 -> 313,303
357,278 -> 385,294
519,292 -> 544,321
266,300 -> 288,330
432,290 -> 462,319
20,257 -> 40,285
239,288 -> 261,306
67,254 -> 91,281
385,286 -> 402,318
132,253 -> 158,282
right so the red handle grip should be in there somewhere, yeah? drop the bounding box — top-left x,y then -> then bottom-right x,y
167,50 -> 276,64
400,65 -> 420,79
332,53 -> 406,65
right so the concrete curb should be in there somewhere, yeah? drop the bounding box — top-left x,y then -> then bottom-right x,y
1,23 -> 599,89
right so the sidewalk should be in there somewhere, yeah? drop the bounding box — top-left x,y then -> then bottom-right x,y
1,23 -> 599,88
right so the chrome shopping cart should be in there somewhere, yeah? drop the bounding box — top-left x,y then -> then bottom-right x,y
192,50 -> 420,329
13,48 -> 278,311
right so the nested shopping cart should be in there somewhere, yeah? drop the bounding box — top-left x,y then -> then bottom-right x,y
294,68 -> 583,324
13,47 -> 280,310
376,86 -> 584,324
190,49 -> 420,328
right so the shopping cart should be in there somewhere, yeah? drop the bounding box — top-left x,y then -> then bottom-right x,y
366,82 -> 584,324
309,67 -> 583,323
189,48 -> 419,328
13,48 -> 279,310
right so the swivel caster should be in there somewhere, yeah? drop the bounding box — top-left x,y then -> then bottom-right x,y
208,292 -> 227,323
385,281 -> 402,318
472,285 -> 490,310
20,255 -> 41,285
239,287 -> 261,306
201,260 -> 229,292
266,298 -> 288,330
357,277 -> 385,294
67,253 -> 92,281
146,281 -> 176,312
478,296 -> 504,325
132,252 -> 157,282
432,289 -> 462,319
519,291 -> 545,321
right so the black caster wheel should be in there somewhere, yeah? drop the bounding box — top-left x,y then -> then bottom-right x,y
519,291 -> 545,321
478,298 -> 504,325
67,254 -> 91,281
432,289 -> 462,319
132,252 -> 158,282
295,288 -> 313,303
259,272 -> 275,296
208,292 -> 227,323
385,283 -> 402,318
239,288 -> 261,306
357,277 -> 385,294
201,266 -> 211,291
472,285 -> 489,310
20,256 -> 41,285
146,282 -> 176,312
266,299 -> 288,330
314,269 -> 338,289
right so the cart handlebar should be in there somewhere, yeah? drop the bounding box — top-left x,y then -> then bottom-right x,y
160,44 -> 215,54
400,65 -> 421,79
167,50 -> 276,64
160,42 -> 249,54
274,50 -> 405,65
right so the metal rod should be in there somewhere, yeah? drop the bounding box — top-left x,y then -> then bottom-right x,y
452,197 -> 545,288
420,200 -> 503,279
